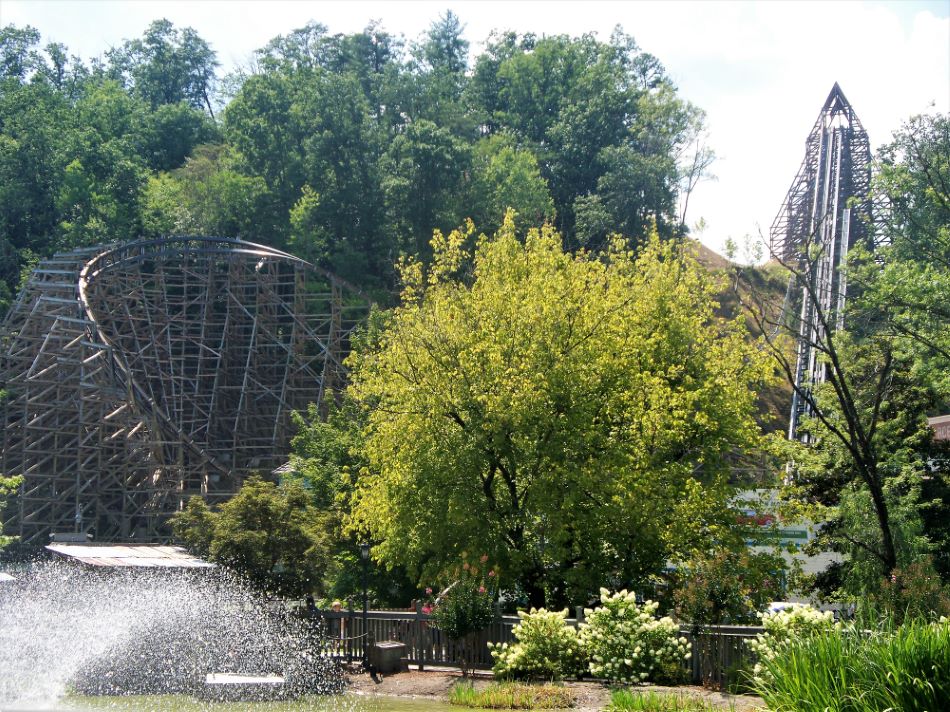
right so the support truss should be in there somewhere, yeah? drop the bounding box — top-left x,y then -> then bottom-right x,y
769,84 -> 874,441
1,238 -> 371,546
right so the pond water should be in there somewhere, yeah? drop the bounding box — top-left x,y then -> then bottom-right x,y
52,694 -> 458,712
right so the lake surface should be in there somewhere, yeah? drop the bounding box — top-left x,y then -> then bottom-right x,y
48,694 -> 460,712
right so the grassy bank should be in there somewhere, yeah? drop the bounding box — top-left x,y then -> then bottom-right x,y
448,682 -> 574,709
608,690 -> 734,711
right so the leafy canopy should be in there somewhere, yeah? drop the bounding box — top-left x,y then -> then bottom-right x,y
347,214 -> 771,606
170,475 -> 333,596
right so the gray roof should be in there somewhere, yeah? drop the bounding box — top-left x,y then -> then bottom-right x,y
46,543 -> 214,569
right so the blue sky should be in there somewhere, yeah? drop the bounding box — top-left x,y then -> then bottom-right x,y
3,0 -> 948,257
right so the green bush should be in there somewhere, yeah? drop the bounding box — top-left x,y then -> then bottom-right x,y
429,558 -> 497,676
746,603 -> 837,686
432,581 -> 495,642
489,608 -> 587,680
754,618 -> 950,711
864,559 -> 950,624
672,547 -> 783,627
580,589 -> 690,684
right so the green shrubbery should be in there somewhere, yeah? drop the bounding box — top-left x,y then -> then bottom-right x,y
428,554 -> 498,676
489,608 -> 586,681
489,590 -> 690,684
753,618 -> 950,711
485,592 -> 950,711
747,603 -> 838,686
579,590 -> 690,685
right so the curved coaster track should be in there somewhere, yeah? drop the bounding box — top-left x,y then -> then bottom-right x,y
0,238 -> 371,546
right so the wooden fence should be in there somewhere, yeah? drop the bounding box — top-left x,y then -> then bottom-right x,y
303,605 -> 763,685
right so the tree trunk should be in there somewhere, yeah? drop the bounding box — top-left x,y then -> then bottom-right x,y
865,466 -> 899,576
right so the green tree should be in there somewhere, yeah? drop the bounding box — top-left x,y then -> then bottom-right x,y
54,80 -> 148,248
0,76 -> 67,289
347,214 -> 771,606
469,30 -> 698,245
0,474 -> 22,549
419,10 -> 468,76
223,71 -> 307,244
295,73 -> 388,282
287,394 -> 419,606
382,119 -> 471,258
407,11 -> 472,135
0,25 -> 43,80
141,143 -> 270,239
776,337 -> 948,598
741,269 -> 945,600
738,114 -> 950,599
106,19 -> 218,115
857,113 -> 950,397
470,136 -> 555,233
224,42 -> 398,283
171,475 -> 333,596
137,101 -> 219,172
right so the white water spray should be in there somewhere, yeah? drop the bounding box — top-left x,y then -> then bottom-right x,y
0,560 -> 342,707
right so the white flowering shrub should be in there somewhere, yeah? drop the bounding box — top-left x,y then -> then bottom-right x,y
579,589 -> 690,684
748,604 -> 838,685
489,608 -> 587,680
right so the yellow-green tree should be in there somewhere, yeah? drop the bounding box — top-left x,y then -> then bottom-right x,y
348,214 -> 771,606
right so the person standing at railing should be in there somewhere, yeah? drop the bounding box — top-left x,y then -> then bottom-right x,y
329,599 -> 345,640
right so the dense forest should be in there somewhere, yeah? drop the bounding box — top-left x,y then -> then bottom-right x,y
0,13 -> 709,306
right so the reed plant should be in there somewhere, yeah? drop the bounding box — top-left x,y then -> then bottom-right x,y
608,689 -> 735,711
753,618 -> 950,711
448,681 -> 575,709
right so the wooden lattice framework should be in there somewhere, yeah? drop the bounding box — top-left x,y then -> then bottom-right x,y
1,238 -> 370,546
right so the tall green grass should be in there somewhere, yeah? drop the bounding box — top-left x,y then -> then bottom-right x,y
609,689 -> 735,711
754,620 -> 950,711
448,681 -> 574,709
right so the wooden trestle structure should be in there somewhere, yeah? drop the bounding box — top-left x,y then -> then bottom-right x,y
0,238 -> 371,546
769,84 -> 874,441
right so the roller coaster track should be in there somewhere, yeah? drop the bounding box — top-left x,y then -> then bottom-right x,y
1,238 -> 371,546
768,84 -> 874,441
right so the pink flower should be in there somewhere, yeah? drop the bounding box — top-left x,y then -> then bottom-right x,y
488,570 -> 495,578
462,562 -> 469,570
425,587 -> 433,595
480,554 -> 489,563
478,586 -> 486,594
422,605 -> 432,614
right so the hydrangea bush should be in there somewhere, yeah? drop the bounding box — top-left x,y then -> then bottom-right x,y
747,603 -> 838,685
579,589 -> 690,684
489,608 -> 587,680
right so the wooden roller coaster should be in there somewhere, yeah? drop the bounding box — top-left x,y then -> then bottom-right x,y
0,238 -> 371,546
